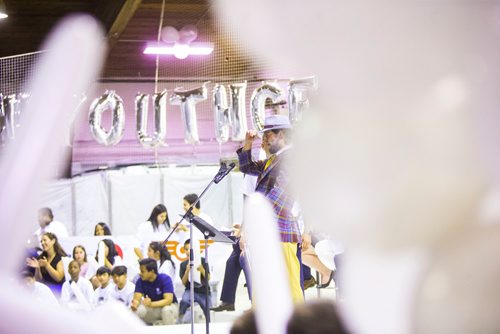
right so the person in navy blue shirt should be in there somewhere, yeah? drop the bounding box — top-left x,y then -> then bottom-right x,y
131,258 -> 178,325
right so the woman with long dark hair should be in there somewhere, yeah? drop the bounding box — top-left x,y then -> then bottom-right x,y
134,204 -> 172,259
26,232 -> 67,296
94,222 -> 112,236
94,222 -> 124,258
95,238 -> 121,269
148,241 -> 176,279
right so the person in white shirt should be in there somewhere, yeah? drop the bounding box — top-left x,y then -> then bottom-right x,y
94,239 -> 122,270
34,207 -> 69,242
134,204 -> 173,260
94,266 -> 114,306
181,193 -> 216,246
60,260 -> 94,311
148,241 -> 176,280
22,270 -> 59,307
72,245 -> 98,280
110,266 -> 135,307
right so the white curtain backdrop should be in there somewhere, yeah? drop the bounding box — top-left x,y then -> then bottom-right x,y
37,165 -> 244,237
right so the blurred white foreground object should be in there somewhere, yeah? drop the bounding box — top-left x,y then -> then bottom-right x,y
414,226 -> 500,334
0,14 -> 106,273
243,193 -> 293,334
214,1 -> 499,333
0,14 -> 143,333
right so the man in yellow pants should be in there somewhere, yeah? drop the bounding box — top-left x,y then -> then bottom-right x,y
237,113 -> 303,303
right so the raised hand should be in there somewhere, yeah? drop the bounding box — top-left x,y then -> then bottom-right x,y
130,298 -> 139,311
243,130 -> 258,150
26,257 -> 39,268
38,257 -> 48,268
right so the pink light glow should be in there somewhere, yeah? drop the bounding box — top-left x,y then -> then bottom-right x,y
143,42 -> 214,58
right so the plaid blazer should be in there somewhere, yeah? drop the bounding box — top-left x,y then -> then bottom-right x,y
237,147 -> 301,243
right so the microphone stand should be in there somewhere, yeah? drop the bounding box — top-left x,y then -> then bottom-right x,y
164,162 -> 235,334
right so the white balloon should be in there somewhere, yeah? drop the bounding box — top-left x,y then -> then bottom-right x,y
135,89 -> 167,148
161,26 -> 179,43
229,82 -> 248,141
179,24 -> 198,44
88,90 -> 125,146
170,83 -> 208,144
213,84 -> 230,144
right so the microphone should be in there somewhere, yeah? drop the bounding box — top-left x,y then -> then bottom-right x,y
214,162 -> 236,184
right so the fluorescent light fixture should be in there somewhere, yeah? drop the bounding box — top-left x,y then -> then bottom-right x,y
0,0 -> 8,19
144,42 -> 214,59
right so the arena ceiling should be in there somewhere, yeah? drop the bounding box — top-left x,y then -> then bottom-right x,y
0,0 -> 262,81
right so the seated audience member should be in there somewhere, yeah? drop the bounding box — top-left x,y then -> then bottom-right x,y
230,300 -> 348,334
61,260 -> 94,310
94,222 -> 123,258
94,266 -> 114,306
286,299 -> 348,334
94,239 -> 121,270
230,309 -> 257,334
182,193 -> 215,226
179,239 -> 211,321
131,258 -> 178,325
72,245 -> 98,280
94,222 -> 112,236
148,241 -> 176,280
34,207 -> 69,242
22,270 -> 59,307
26,232 -> 67,296
110,265 -> 135,307
301,233 -> 334,289
179,193 -> 214,240
134,204 -> 173,260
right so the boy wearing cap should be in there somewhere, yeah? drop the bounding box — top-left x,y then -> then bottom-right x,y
236,114 -> 303,303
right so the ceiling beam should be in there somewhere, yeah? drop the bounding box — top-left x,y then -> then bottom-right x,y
106,0 -> 143,50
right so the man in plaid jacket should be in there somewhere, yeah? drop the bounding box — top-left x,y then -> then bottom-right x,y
236,114 -> 303,303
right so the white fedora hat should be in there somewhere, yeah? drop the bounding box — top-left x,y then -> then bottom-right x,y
262,114 -> 292,132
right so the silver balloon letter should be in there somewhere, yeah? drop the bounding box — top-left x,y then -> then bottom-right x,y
88,90 -> 125,146
170,83 -> 208,144
213,84 -> 229,144
250,83 -> 283,133
2,94 -> 25,140
229,82 -> 248,141
288,76 -> 318,124
0,94 -> 5,142
135,89 -> 167,148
